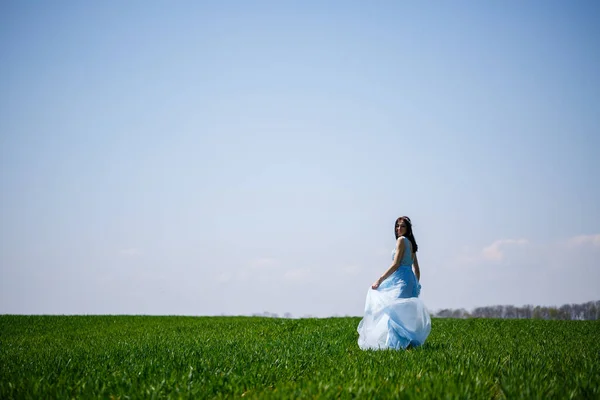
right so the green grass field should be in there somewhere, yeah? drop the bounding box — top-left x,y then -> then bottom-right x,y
1,316 -> 598,399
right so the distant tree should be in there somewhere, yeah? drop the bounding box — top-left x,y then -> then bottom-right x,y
418,300 -> 598,320
473,307 -> 497,318
516,307 -> 524,319
494,305 -> 504,318
471,307 -> 485,318
559,304 -> 572,320
505,305 -> 516,319
583,301 -> 598,320
571,304 -> 582,320
261,311 -> 279,318
436,309 -> 453,318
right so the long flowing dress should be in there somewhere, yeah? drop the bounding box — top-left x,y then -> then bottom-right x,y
357,237 -> 431,350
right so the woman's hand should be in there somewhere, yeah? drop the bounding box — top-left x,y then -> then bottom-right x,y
371,278 -> 382,290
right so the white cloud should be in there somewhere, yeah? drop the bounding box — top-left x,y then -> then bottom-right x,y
567,234 -> 600,248
481,239 -> 529,261
455,238 -> 529,265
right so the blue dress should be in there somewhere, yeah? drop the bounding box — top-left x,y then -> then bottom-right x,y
357,237 -> 431,350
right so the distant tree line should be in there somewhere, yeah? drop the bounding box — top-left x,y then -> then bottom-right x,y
433,300 -> 599,320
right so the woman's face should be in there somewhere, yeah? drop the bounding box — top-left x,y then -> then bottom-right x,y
396,220 -> 407,236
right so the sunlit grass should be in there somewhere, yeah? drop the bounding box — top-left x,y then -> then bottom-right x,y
1,316 -> 598,399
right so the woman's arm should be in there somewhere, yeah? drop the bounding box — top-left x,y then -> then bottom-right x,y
372,237 -> 404,289
413,253 -> 421,281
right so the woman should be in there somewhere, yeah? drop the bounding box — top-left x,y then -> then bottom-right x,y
357,216 -> 431,350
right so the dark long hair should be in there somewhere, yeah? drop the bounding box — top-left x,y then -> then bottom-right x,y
394,216 -> 418,253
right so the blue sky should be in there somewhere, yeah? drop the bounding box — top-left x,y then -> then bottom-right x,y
1,1 -> 599,317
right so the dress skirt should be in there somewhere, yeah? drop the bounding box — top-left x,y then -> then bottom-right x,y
357,266 -> 431,350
